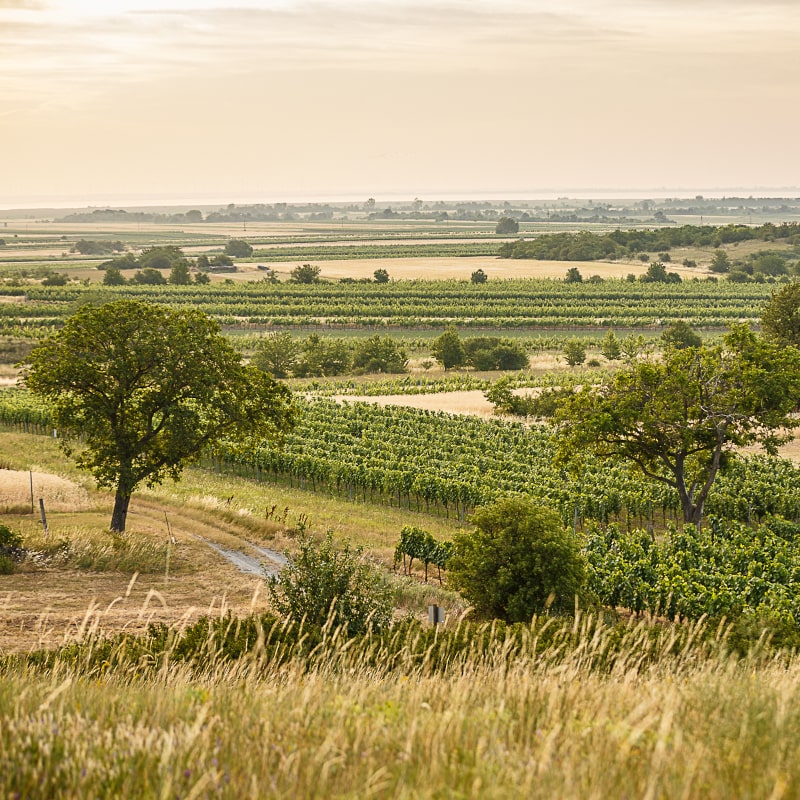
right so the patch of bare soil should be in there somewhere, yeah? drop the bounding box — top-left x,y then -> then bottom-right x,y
0,493 -> 286,652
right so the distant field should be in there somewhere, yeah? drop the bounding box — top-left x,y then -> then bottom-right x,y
42,256 -> 708,284
0,279 -> 776,338
294,256 -> 708,281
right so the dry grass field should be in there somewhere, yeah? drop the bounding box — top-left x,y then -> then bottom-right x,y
4,611 -> 800,798
56,255 -> 680,284
0,469 -> 93,514
264,256 -> 709,282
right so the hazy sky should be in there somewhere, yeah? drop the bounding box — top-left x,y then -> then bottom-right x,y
1,0 -> 799,206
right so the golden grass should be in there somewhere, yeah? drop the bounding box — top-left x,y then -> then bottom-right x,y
3,614 -> 800,798
255,256 -> 709,282
0,468 -> 93,513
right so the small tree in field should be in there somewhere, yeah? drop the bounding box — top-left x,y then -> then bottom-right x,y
600,330 -> 621,361
373,268 -> 390,284
352,335 -> 407,374
224,239 -> 254,258
495,217 -> 519,235
102,267 -> 126,286
290,263 -> 321,284
252,332 -> 299,378
563,339 -> 586,367
24,300 -> 295,532
710,250 -> 731,273
132,267 -> 166,285
431,324 -> 466,370
168,261 -> 192,285
661,320 -> 702,350
447,497 -> 586,621
470,268 -> 488,284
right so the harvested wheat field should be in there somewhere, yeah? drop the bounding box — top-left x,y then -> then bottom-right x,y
329,389 -> 536,418
263,256 -> 709,281
0,469 -> 93,513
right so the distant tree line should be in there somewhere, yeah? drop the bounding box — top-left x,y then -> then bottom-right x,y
500,223 -> 800,261
252,333 -> 408,378
71,239 -> 125,255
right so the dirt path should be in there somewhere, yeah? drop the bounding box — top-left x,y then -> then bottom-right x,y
0,495 -> 290,652
193,535 -> 286,576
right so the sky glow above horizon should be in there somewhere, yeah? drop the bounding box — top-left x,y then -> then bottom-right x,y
1,0 -> 799,207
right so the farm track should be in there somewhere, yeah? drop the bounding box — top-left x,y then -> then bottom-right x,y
128,496 -> 287,574
192,536 -> 284,576
0,493 -> 287,652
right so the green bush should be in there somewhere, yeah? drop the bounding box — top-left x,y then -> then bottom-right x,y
463,337 -> 528,371
448,497 -> 587,621
0,523 -> 25,573
225,239 -> 254,258
563,339 -> 586,366
268,532 -> 393,636
352,335 -> 407,374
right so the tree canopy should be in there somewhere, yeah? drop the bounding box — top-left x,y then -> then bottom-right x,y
24,300 -> 295,532
224,239 -> 254,258
352,335 -> 407,374
761,283 -> 800,347
470,268 -> 488,284
661,320 -> 702,350
495,217 -> 520,235
447,497 -> 586,621
554,326 -> 800,524
252,332 -> 300,378
431,325 -> 466,370
290,263 -> 321,284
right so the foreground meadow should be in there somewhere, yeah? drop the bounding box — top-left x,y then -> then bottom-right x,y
3,614 -> 800,799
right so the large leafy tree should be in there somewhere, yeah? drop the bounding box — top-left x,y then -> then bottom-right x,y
761,283 -> 800,347
554,326 -> 800,524
24,300 -> 295,532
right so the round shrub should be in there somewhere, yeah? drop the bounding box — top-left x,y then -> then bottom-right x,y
447,497 -> 586,622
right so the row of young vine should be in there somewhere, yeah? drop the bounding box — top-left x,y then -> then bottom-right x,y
2,389 -> 794,528
585,518 -> 800,628
0,279 -> 779,334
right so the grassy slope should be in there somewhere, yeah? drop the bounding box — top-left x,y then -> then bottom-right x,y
0,431 -> 462,650
4,625 -> 800,798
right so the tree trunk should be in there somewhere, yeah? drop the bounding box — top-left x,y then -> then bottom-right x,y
110,489 -> 131,533
682,499 -> 704,526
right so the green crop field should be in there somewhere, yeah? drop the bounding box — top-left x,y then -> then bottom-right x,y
0,279 -> 780,337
